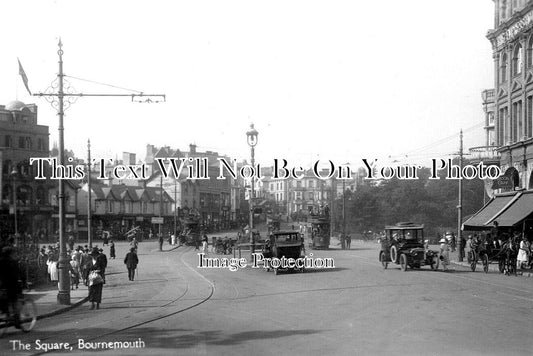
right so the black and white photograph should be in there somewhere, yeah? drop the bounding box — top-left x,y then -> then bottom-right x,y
1,0 -> 533,355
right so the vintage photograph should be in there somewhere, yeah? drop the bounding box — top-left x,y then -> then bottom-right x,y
1,0 -> 532,355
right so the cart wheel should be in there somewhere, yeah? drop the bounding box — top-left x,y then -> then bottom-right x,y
400,254 -> 407,272
470,259 -> 477,272
482,254 -> 489,273
380,252 -> 388,269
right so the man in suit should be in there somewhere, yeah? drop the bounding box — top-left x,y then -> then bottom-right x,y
124,247 -> 139,281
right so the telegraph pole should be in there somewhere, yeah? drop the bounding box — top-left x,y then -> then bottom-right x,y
87,139 -> 92,249
34,39 -> 165,305
457,130 -> 464,262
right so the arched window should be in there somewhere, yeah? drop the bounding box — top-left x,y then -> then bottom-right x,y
501,52 -> 508,82
513,44 -> 523,75
501,0 -> 508,21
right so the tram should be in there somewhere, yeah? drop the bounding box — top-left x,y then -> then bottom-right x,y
308,214 -> 330,249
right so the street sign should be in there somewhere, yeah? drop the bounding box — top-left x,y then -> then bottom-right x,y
151,217 -> 164,224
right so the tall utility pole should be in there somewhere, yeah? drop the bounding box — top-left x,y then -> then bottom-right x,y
34,39 -> 165,305
87,139 -> 92,249
457,130 -> 464,262
159,173 -> 163,239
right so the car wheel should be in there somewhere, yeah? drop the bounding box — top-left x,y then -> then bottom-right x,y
380,252 -> 388,269
400,254 -> 407,272
482,254 -> 489,273
390,245 -> 398,264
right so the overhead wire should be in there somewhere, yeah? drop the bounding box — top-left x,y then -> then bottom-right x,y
64,75 -> 143,93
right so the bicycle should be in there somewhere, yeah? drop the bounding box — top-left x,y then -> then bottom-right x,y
0,292 -> 37,336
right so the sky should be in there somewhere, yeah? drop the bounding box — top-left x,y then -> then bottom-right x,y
0,0 -> 495,170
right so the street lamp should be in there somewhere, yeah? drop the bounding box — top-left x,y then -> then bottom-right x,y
246,124 -> 258,258
11,168 -> 18,237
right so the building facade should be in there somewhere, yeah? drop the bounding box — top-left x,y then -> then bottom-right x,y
0,100 -> 55,239
487,0 -> 533,189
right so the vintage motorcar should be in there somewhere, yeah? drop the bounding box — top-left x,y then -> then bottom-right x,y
379,222 -> 438,271
263,230 -> 305,275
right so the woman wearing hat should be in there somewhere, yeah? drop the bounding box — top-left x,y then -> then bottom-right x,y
439,237 -> 450,271
517,234 -> 530,270
87,247 -> 105,309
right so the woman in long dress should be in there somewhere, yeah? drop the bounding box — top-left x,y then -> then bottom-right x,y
88,247 -> 105,310
439,238 -> 450,271
517,235 -> 530,270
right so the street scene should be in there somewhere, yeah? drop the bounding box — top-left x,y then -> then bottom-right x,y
2,0 -> 533,355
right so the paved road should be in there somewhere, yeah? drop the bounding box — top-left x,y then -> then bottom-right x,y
2,240 -> 533,355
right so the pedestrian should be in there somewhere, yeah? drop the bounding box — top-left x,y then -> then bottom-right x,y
0,247 -> 23,328
80,247 -> 91,286
439,238 -> 450,271
517,235 -> 530,270
202,235 -> 209,254
103,231 -> 109,246
158,233 -> 164,251
88,247 -> 105,310
346,234 -> 352,250
109,239 -> 116,259
340,234 -> 346,250
67,235 -> 75,251
130,237 -> 138,252
195,235 -> 200,250
124,247 -> 139,281
69,254 -> 80,290
171,233 -> 176,246
97,248 -> 108,284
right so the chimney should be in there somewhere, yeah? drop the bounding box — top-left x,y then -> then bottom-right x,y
189,144 -> 197,154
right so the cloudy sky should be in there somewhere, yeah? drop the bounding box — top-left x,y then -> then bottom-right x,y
0,0 -> 494,169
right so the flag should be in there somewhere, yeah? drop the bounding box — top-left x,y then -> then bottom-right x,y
17,58 -> 32,95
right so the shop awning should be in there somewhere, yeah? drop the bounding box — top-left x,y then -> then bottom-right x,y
486,190 -> 533,227
462,193 -> 519,230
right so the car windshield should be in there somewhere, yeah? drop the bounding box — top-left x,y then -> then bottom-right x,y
388,229 -> 423,242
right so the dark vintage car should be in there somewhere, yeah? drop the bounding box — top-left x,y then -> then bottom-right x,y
379,222 -> 439,271
263,230 -> 305,275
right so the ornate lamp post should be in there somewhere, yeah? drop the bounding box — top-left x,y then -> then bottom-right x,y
246,124 -> 258,258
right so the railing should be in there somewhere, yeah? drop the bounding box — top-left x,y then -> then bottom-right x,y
468,145 -> 500,162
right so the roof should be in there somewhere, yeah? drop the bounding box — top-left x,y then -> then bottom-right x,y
384,222 -> 424,230
462,192 -> 519,230
90,184 -> 173,203
5,100 -> 26,111
463,190 -> 533,228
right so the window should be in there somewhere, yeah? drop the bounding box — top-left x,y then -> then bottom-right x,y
501,53 -> 508,83
525,96 -> 533,138
4,135 -> 11,148
513,44 -> 523,75
18,137 -> 25,149
308,180 -> 314,188
526,36 -> 533,67
107,200 -> 113,213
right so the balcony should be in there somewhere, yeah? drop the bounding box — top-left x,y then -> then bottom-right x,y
468,145 -> 500,165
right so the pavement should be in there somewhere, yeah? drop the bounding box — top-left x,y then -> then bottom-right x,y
28,240 -> 183,321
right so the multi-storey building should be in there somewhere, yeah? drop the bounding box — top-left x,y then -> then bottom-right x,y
0,100 -> 56,239
486,0 -> 533,188
145,144 -> 238,229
